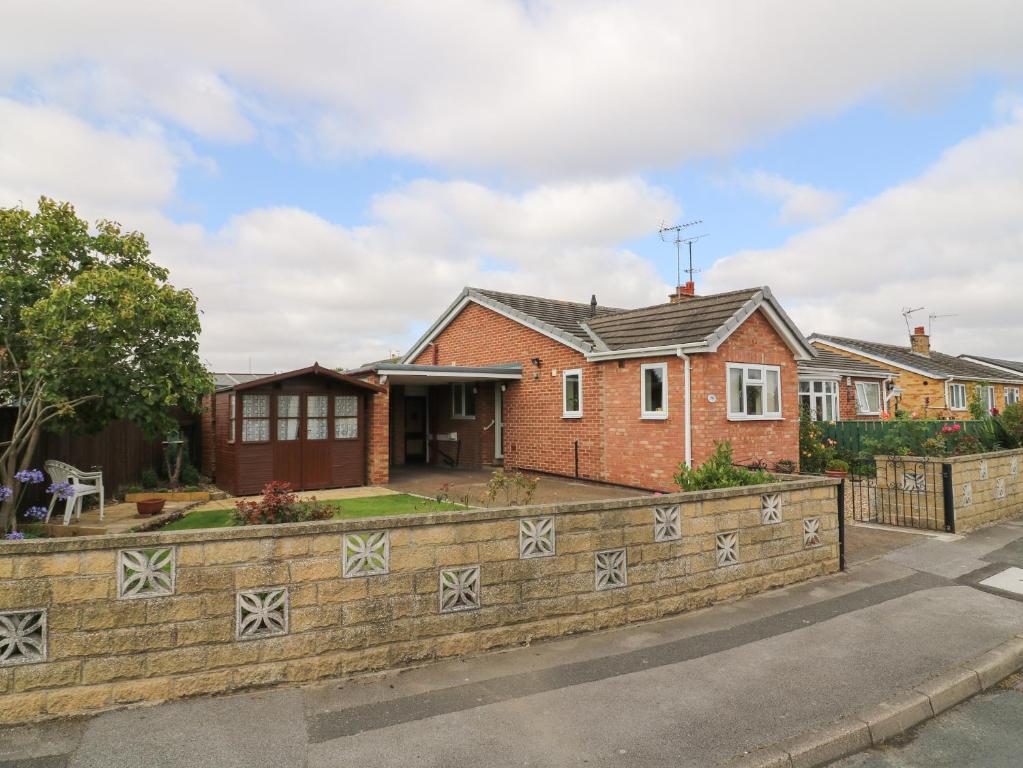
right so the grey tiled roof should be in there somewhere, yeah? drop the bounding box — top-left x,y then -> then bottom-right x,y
471,288 -> 625,348
581,288 -> 761,350
813,335 -> 1023,383
959,354 -> 1023,376
799,347 -> 894,378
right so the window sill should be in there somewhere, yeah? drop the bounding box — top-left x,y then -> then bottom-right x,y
856,412 -> 881,417
641,413 -> 669,421
451,416 -> 476,421
726,415 -> 784,422
562,413 -> 582,420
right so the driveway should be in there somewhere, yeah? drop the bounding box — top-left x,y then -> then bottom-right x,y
387,465 -> 650,506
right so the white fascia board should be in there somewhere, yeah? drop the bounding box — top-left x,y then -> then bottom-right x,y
376,368 -> 523,380
706,289 -> 815,360
403,289 -> 592,363
586,343 -> 706,362
959,356 -> 1023,379
808,336 -> 940,379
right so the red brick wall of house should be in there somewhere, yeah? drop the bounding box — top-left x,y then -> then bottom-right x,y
425,381 -> 497,469
410,302 -> 802,490
411,302 -> 606,481
688,310 -> 801,471
361,376 -> 390,485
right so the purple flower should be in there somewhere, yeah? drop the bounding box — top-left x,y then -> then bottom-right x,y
23,506 -> 48,521
14,469 -> 45,484
46,481 -> 75,501
0,486 -> 11,503
4,531 -> 25,541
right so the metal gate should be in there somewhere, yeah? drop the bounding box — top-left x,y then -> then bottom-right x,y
847,456 -> 955,532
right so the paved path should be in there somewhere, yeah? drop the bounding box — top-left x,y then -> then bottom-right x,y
3,518 -> 1023,768
830,672 -> 1023,767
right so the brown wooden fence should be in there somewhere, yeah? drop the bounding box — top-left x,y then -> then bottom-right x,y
0,408 -> 201,502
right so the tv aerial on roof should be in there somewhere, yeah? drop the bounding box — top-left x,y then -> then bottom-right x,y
900,306 -> 925,335
928,312 -> 958,336
659,220 -> 707,286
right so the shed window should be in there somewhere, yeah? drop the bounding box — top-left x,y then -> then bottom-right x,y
241,394 -> 270,442
1007,388 -> 1020,406
335,395 -> 359,439
563,369 -> 582,418
799,380 -> 839,421
727,364 -> 781,419
947,383 -> 967,411
307,395 -> 328,440
228,393 -> 236,443
641,363 -> 667,419
452,383 -> 476,418
854,382 -> 881,415
277,395 -> 300,441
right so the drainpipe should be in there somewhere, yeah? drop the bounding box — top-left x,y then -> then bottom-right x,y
676,348 -> 692,468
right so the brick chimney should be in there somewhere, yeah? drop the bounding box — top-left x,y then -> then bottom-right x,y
910,326 -> 930,357
669,281 -> 697,304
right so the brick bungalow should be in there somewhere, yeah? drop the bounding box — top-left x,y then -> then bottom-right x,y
351,283 -> 816,491
810,329 -> 1023,419
797,345 -> 897,421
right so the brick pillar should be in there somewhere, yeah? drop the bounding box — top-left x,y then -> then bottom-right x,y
365,385 -> 390,486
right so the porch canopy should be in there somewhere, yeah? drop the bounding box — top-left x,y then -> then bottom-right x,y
364,363 -> 523,385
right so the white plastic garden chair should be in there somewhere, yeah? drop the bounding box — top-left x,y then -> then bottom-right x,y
43,460 -> 104,525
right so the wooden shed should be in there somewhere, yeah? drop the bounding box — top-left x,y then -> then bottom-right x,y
210,364 -> 385,496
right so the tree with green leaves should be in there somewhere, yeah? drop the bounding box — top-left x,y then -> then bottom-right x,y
1,198 -> 212,533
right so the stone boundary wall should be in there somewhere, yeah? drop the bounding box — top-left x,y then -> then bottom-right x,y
0,478 -> 839,724
945,448 -> 1023,532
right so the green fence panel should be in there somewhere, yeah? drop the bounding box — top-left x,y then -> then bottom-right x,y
816,419 -> 978,456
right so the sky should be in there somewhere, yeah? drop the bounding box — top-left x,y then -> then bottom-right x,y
1,1 -> 1022,372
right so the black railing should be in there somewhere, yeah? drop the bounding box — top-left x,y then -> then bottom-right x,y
846,455 -> 951,531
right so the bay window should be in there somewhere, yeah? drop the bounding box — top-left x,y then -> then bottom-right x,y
799,380 -> 839,421
727,364 -> 781,420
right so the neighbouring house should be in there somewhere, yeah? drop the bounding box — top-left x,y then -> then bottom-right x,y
207,364 -> 386,495
797,346 -> 898,421
810,328 -> 1023,419
958,355 -> 1023,406
350,283 -> 816,491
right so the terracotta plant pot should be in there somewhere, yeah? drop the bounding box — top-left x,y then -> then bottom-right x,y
824,470 -> 848,479
135,498 -> 166,517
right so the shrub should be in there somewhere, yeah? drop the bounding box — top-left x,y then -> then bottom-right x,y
673,442 -> 772,491
480,469 -> 539,507
232,481 -> 333,526
799,408 -> 835,473
140,468 -> 159,489
180,462 -> 201,486
826,458 -> 849,473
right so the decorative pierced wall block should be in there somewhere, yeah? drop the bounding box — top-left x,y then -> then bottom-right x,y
653,505 -> 682,542
901,472 -> 926,492
979,460 -> 989,480
1012,456 -> 1019,477
0,609 -> 46,666
761,494 -> 783,524
439,566 -> 481,613
961,483 -> 973,506
803,518 -> 822,548
519,517 -> 556,558
236,588 -> 289,640
117,547 -> 175,599
594,548 -> 627,590
996,478 -> 1007,501
716,532 -> 738,566
343,531 -> 390,577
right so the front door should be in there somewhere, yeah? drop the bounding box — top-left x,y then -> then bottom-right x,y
301,393 -> 331,489
494,386 -> 504,459
405,396 -> 427,463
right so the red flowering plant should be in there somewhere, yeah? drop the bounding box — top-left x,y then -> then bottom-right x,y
232,481 -> 332,525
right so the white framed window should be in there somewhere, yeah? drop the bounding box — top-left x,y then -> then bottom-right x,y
563,369 -> 582,418
335,395 -> 359,439
947,382 -> 967,411
241,394 -> 270,442
727,364 -> 782,420
977,384 -> 996,413
228,393 -> 236,443
1006,387 -> 1020,406
854,381 -> 881,416
452,383 -> 476,419
799,379 -> 839,421
641,363 -> 668,419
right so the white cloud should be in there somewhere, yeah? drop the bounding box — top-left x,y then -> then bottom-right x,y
1,2 -> 1022,174
705,105 -> 1023,359
735,171 -> 844,225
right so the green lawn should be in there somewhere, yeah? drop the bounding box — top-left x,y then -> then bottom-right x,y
160,493 -> 464,531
